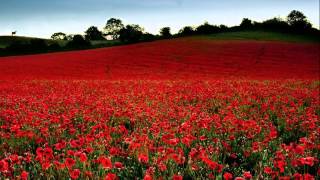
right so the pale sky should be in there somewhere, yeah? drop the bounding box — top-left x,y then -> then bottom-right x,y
0,0 -> 319,38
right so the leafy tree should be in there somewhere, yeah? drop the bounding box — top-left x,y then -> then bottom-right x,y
104,18 -> 124,40
67,35 -> 91,48
160,27 -> 172,38
287,10 -> 312,31
85,26 -> 105,40
219,25 -> 228,32
196,22 -> 220,34
119,24 -> 144,43
51,32 -> 67,40
178,26 -> 195,36
140,33 -> 157,42
261,18 -> 289,32
66,35 -> 74,41
240,18 -> 253,29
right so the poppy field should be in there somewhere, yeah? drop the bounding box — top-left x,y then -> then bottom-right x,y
0,39 -> 319,179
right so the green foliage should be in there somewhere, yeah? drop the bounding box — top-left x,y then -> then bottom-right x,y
104,18 -> 124,40
85,26 -> 105,41
160,27 -> 172,38
201,31 -> 320,43
51,32 -> 67,40
119,24 -> 144,43
67,35 -> 91,48
178,26 -> 195,36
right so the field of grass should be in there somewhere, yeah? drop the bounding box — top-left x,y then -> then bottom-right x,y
199,31 -> 320,43
0,36 -> 68,48
0,36 -> 121,49
0,36 -> 34,48
1,31 -> 319,50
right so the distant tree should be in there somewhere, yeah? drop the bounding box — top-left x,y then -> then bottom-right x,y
261,17 -> 289,32
178,26 -> 195,36
51,32 -> 67,40
160,27 -> 172,38
287,10 -> 312,31
240,18 -> 253,29
66,34 -> 74,41
85,26 -> 105,40
104,18 -> 124,40
196,22 -> 220,34
140,33 -> 157,42
119,24 -> 144,43
219,24 -> 228,32
67,35 -> 91,48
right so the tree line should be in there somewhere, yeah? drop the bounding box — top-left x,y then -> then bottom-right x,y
1,10 -> 319,56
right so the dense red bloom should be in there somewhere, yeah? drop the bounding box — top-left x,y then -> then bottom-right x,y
70,169 -> 81,179
144,174 -> 153,180
0,160 -> 9,172
105,173 -> 117,180
303,174 -> 315,180
114,162 -> 123,169
158,163 -> 167,172
294,145 -> 305,155
168,138 -> 180,146
243,171 -> 252,179
65,158 -> 76,169
98,156 -> 112,169
293,173 -> 302,180
0,38 -> 318,180
223,172 -> 233,180
41,162 -> 52,170
279,176 -> 290,180
79,153 -> 87,163
0,40 -> 318,79
274,160 -> 286,173
172,175 -> 183,180
20,171 -> 29,180
299,157 -> 315,166
54,161 -> 65,169
138,154 -> 149,164
264,167 -> 273,174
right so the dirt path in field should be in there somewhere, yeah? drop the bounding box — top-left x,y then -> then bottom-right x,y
0,39 -> 319,80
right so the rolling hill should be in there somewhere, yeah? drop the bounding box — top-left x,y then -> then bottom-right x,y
0,37 -> 318,80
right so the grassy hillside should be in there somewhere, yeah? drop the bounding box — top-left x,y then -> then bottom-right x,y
0,36 -> 33,48
198,31 -> 320,43
1,31 -> 319,57
0,36 -> 121,49
1,31 -> 318,49
0,36 -> 69,49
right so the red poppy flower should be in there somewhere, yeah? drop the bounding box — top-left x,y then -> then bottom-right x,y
79,153 -> 87,163
98,156 -> 112,169
105,173 -> 117,180
138,154 -> 149,164
20,171 -> 29,180
243,171 -> 252,179
114,162 -> 123,169
173,175 -> 183,180
0,160 -> 9,172
223,172 -> 233,180
42,162 -> 52,170
144,174 -> 153,180
264,167 -> 272,174
65,158 -> 76,169
54,161 -> 65,169
70,169 -> 80,179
